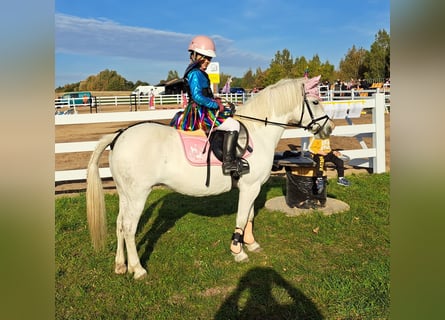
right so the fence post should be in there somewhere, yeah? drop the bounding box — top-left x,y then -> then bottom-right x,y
372,93 -> 386,173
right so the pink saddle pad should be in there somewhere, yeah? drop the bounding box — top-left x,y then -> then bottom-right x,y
177,130 -> 253,166
177,130 -> 221,166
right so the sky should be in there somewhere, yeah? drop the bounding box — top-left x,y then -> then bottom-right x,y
55,0 -> 390,88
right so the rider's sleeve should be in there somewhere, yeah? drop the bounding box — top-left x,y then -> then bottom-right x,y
187,70 -> 218,109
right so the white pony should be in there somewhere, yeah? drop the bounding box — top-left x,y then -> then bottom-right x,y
86,77 -> 334,279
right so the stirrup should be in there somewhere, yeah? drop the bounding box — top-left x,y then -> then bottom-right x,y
224,158 -> 250,178
231,158 -> 250,179
237,158 -> 250,174
222,160 -> 238,175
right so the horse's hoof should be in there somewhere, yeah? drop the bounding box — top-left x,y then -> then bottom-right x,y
232,249 -> 249,262
245,241 -> 262,252
133,269 -> 147,280
114,263 -> 127,275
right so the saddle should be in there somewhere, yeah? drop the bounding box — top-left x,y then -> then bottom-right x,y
177,122 -> 253,166
177,123 -> 253,186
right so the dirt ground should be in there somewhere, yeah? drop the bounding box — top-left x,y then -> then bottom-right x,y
55,103 -> 390,195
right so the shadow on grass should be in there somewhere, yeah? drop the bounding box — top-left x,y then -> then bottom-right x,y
136,176 -> 286,267
214,266 -> 323,319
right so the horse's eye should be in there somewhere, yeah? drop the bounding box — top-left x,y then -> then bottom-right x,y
313,100 -> 319,105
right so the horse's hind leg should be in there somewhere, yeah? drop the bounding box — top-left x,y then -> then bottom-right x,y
114,194 -> 132,275
116,190 -> 150,280
115,210 -> 127,275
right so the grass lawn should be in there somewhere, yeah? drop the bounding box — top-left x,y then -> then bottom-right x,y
56,172 -> 389,319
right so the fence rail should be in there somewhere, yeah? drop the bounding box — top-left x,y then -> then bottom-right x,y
55,93 -> 386,183
55,87 -> 390,111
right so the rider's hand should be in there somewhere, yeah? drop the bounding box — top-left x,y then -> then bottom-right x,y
215,97 -> 225,113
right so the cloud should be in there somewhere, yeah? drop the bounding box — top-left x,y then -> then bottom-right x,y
55,13 -> 269,69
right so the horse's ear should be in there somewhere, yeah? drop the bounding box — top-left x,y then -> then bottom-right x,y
304,75 -> 321,97
305,75 -> 321,88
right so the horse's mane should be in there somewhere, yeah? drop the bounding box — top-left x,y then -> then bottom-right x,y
239,78 -> 305,121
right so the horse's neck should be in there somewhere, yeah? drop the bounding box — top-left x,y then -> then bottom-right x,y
257,124 -> 285,148
239,92 -> 298,149
241,114 -> 287,151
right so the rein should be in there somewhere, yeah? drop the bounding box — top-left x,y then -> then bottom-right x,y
236,94 -> 330,134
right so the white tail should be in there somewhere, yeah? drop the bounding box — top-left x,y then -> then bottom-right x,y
86,133 -> 117,251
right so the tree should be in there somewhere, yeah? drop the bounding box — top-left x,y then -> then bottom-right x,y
318,61 -> 335,83
292,56 -> 308,78
338,45 -> 368,81
253,67 -> 266,88
166,70 -> 179,81
81,69 -> 130,91
307,54 -> 322,78
230,77 -> 243,88
56,69 -> 146,92
133,80 -> 149,89
265,49 -> 294,85
241,68 -> 255,89
364,29 -> 390,81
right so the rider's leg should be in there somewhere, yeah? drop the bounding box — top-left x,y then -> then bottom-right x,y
217,118 -> 240,175
221,131 -> 239,175
217,117 -> 240,132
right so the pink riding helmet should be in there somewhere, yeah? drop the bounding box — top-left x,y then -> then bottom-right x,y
188,35 -> 216,58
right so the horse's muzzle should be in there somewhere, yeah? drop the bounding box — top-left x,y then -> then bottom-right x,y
315,119 -> 335,139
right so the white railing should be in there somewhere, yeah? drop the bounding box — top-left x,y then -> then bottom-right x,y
54,93 -> 250,109
318,87 -> 390,113
55,93 -> 386,183
283,93 -> 387,172
55,87 -> 390,111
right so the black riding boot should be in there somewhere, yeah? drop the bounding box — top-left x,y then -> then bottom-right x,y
222,131 -> 239,175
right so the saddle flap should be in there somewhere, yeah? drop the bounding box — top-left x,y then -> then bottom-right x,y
177,130 -> 221,166
177,127 -> 253,167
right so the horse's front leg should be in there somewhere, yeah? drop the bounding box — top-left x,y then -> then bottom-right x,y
231,185 -> 261,262
231,210 -> 262,255
243,213 -> 262,253
230,227 -> 248,262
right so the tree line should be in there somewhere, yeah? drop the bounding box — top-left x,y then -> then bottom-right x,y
55,29 -> 389,93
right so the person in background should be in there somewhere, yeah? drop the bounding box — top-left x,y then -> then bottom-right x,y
308,136 -> 350,194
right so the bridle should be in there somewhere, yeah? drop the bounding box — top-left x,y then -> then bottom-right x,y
235,87 -> 330,135
298,95 -> 330,135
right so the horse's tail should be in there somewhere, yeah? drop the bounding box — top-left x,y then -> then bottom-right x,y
86,133 -> 117,251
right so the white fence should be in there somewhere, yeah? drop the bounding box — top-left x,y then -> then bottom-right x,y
55,93 -> 386,183
55,87 -> 390,111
